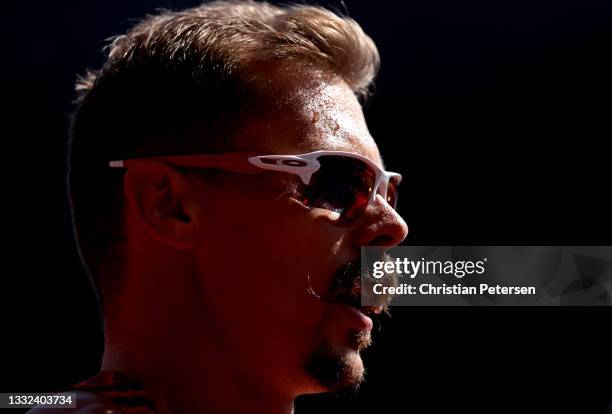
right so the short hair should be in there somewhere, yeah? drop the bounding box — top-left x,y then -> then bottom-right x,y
68,0 -> 380,309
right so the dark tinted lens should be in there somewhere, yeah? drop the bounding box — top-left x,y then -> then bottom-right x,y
301,156 -> 376,219
386,177 -> 400,210
375,176 -> 400,210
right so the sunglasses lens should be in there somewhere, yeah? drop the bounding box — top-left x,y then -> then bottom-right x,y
386,177 -> 400,210
301,156 -> 376,219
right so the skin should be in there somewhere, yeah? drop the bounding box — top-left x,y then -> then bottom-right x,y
101,68 -> 408,414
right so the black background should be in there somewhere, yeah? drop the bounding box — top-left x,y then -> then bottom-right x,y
4,0 -> 612,412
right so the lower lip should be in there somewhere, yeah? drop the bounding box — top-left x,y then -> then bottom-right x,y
341,304 -> 374,331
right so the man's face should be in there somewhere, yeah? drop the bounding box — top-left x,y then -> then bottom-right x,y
189,70 -> 408,398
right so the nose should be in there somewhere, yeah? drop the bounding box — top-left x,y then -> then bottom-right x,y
354,193 -> 409,247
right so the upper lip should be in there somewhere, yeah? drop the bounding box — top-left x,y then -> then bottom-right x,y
359,305 -> 383,317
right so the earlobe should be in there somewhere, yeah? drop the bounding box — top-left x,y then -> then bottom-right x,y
123,162 -> 201,250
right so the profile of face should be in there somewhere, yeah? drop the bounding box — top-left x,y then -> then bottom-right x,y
123,69 -> 408,400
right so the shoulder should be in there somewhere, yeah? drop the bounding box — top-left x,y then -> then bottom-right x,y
26,371 -> 156,413
26,391 -> 124,414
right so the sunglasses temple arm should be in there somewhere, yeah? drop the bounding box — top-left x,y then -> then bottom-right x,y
109,153 -> 263,173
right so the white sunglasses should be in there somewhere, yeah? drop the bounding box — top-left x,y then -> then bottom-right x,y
110,150 -> 401,220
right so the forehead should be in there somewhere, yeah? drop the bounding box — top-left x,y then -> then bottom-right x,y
233,69 -> 384,168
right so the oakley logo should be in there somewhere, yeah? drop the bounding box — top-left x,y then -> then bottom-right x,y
260,158 -> 308,167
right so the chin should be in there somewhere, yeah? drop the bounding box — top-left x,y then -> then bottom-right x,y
304,344 -> 366,392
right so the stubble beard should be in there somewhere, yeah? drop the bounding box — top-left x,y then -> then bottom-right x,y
303,330 -> 372,393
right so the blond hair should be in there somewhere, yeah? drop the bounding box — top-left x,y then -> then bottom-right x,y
78,0 -> 379,100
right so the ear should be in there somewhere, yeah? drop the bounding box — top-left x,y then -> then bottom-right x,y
123,161 -> 201,250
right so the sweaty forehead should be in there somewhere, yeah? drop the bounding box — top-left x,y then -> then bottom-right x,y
233,68 -> 384,168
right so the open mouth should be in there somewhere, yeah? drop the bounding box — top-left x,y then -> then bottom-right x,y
327,260 -> 392,319
306,259 -> 393,319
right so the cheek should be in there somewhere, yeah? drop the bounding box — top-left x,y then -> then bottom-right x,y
193,186 -> 343,348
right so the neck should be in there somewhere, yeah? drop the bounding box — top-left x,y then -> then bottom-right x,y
102,331 -> 296,414
100,261 -> 296,414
